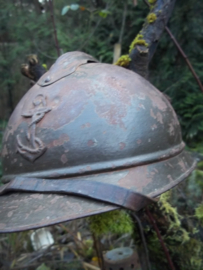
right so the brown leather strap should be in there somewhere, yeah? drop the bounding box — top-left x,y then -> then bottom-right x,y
0,177 -> 156,211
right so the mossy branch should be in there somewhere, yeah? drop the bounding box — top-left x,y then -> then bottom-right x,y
128,0 -> 176,78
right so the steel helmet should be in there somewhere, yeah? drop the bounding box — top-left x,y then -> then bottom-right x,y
0,51 -> 196,233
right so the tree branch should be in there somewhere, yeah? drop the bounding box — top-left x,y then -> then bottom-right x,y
165,26 -> 203,93
119,2 -> 127,44
128,0 -> 176,78
49,0 -> 60,57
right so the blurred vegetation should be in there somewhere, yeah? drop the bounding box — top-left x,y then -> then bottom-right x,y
1,0 -> 203,269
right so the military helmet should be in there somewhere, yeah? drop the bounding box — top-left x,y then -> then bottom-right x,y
0,52 -> 196,233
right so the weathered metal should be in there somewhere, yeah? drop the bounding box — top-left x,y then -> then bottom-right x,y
0,51 -> 196,233
103,247 -> 141,270
0,177 -> 156,211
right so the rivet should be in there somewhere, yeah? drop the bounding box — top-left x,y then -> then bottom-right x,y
44,76 -> 50,83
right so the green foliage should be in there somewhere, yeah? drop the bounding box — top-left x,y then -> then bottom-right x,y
195,204 -> 203,226
150,0 -> 203,142
148,0 -> 157,4
88,210 -> 133,236
36,263 -> 51,270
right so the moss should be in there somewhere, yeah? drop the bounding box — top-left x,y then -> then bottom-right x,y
129,34 -> 148,53
174,238 -> 203,269
147,13 -> 157,23
87,210 -> 133,236
115,55 -> 131,67
159,190 -> 181,230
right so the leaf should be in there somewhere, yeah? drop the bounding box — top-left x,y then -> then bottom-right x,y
70,4 -> 79,11
98,9 -> 111,18
61,6 -> 70,16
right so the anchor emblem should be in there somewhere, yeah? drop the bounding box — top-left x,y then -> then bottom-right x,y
17,94 -> 51,162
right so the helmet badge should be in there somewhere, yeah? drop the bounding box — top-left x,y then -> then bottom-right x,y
16,94 -> 51,162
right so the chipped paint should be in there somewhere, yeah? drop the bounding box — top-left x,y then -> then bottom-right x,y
81,123 -> 91,129
119,142 -> 126,150
87,139 -> 97,147
47,133 -> 70,148
61,154 -> 68,164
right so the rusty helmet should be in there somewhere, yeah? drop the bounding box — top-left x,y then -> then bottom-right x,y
0,51 -> 196,233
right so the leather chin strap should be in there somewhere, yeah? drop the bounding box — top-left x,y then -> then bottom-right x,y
0,177 -> 156,211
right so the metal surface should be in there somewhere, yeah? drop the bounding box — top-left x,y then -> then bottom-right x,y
0,51 -> 196,233
103,247 -> 141,270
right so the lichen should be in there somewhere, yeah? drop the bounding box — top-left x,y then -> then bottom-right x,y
147,13 -> 157,23
114,55 -> 131,67
87,210 -> 133,236
129,34 -> 148,53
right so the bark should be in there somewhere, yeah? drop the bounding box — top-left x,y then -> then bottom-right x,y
129,0 -> 176,78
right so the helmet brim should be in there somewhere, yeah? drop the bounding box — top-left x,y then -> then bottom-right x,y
0,150 -> 196,233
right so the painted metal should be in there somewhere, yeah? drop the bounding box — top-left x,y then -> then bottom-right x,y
0,51 -> 196,233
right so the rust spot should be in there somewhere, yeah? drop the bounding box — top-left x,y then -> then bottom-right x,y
119,142 -> 126,150
137,139 -> 142,145
81,123 -> 91,129
86,166 -> 92,171
118,167 -> 152,193
61,154 -> 68,164
47,133 -> 70,148
87,139 -> 97,147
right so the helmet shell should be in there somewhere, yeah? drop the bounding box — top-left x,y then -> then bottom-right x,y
0,52 -> 195,232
